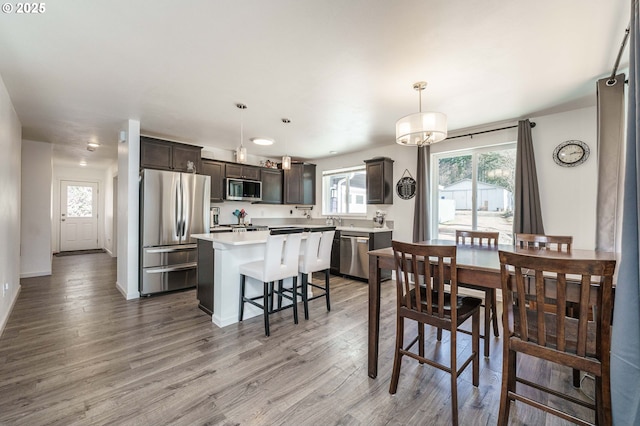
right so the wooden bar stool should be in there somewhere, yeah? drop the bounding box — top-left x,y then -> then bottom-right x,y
498,250 -> 615,425
389,241 -> 481,426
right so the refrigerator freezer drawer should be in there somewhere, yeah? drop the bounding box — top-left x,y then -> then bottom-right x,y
142,244 -> 197,268
140,262 -> 197,296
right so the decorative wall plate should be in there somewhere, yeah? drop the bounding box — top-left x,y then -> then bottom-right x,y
396,169 -> 417,200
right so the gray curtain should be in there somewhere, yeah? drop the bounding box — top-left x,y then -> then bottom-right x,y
413,145 -> 430,242
596,74 -> 625,252
513,119 -> 544,234
611,2 -> 640,424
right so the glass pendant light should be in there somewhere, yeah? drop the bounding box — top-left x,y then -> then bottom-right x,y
236,103 -> 247,163
281,118 -> 291,170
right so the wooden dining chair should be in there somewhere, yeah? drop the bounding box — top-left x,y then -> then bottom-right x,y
455,229 -> 499,247
498,251 -> 615,426
515,233 -> 572,251
455,230 -> 500,357
389,241 -> 481,426
514,233 -> 585,385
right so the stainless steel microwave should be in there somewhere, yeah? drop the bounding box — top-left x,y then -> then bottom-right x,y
225,178 -> 262,201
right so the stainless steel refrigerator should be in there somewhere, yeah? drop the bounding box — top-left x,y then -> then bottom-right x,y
139,169 -> 210,296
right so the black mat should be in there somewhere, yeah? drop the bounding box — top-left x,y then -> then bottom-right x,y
55,249 -> 106,256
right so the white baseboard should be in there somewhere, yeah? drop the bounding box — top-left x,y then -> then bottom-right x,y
116,281 -> 139,300
20,270 -> 52,279
0,285 -> 21,338
104,248 -> 116,258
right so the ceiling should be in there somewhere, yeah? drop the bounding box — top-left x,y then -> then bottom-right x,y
0,0 -> 630,168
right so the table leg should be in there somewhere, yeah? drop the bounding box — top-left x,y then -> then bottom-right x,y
368,254 -> 382,379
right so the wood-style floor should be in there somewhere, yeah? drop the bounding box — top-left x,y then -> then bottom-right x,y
0,253 -> 595,425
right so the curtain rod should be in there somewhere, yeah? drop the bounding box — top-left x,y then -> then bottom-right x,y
445,122 -> 536,140
608,25 -> 630,86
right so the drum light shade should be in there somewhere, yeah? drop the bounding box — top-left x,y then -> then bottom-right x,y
395,81 -> 447,146
396,111 -> 447,145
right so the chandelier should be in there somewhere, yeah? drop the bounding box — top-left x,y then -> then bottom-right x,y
395,81 -> 447,146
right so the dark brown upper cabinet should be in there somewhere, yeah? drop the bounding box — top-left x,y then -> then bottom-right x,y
140,136 -> 202,173
365,157 -> 394,204
201,159 -> 225,202
225,164 -> 261,181
283,163 -> 316,205
260,168 -> 283,204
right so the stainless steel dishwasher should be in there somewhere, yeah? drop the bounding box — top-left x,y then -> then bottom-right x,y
340,232 -> 370,280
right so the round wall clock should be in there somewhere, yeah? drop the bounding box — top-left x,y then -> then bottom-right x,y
552,140 -> 590,167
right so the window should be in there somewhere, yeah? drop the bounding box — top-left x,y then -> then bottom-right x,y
434,143 -> 516,244
322,166 -> 367,215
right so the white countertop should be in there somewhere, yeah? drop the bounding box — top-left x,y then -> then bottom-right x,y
336,226 -> 392,233
193,231 -> 271,246
195,225 -> 392,246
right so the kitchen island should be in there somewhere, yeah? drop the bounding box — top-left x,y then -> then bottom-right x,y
193,231 -> 304,327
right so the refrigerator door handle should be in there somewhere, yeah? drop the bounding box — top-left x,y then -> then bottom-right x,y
145,262 -> 198,274
175,181 -> 181,237
180,177 -> 186,238
146,244 -> 197,253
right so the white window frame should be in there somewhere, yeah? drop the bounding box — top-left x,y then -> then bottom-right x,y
321,165 -> 367,217
430,142 -> 516,236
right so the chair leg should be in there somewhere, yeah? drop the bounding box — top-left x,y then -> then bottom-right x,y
324,269 -> 331,311
302,273 -> 309,320
437,327 -> 442,341
498,349 -> 515,425
483,289 -> 491,357
450,327 -> 458,426
389,315 -> 404,394
490,290 -> 500,337
472,309 -> 480,386
239,274 -> 246,322
292,276 -> 298,324
572,368 -> 581,388
263,281 -> 270,337
418,323 -> 425,364
276,280 -> 283,310
597,371 -> 613,426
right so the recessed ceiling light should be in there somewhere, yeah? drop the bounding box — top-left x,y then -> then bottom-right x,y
87,142 -> 100,148
330,151 -> 338,155
251,137 -> 274,146
79,160 -> 87,167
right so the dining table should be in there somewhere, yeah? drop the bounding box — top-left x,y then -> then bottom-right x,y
367,239 -> 618,379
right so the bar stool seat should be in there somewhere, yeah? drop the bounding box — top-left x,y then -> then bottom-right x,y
238,230 -> 303,336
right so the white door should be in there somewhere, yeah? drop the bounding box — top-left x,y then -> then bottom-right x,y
60,180 -> 99,251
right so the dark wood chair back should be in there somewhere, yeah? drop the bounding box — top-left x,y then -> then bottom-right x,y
498,250 -> 615,425
455,230 -> 499,246
393,241 -> 457,317
390,241 -> 481,426
515,233 -> 572,251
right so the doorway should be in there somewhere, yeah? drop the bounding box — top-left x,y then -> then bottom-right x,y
60,180 -> 99,251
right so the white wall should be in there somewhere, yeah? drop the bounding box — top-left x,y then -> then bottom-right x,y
51,164 -> 107,253
21,140 -> 53,277
313,106 -> 599,249
0,75 -> 22,335
103,162 -> 118,257
313,144 -> 418,244
530,107 -> 598,249
117,120 -> 140,300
